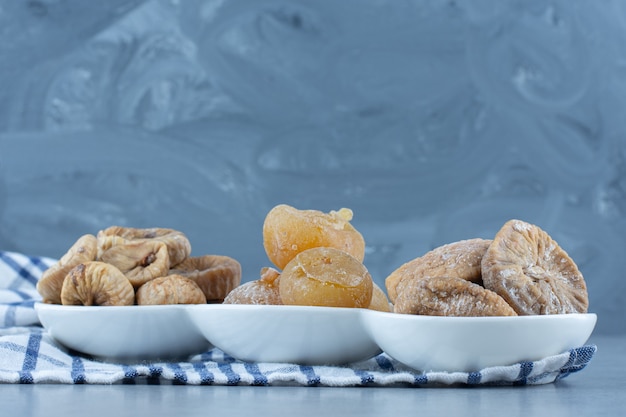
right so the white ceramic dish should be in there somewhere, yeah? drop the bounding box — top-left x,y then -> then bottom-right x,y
35,303 -> 212,362
361,310 -> 597,372
186,304 -> 382,365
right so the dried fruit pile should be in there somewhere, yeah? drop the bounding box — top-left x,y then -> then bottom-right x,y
37,226 -> 241,306
224,204 -> 391,311
385,219 -> 589,317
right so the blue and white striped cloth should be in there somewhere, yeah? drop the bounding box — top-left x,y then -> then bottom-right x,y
0,250 -> 596,386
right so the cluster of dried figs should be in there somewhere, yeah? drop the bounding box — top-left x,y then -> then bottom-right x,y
37,226 -> 241,306
385,219 -> 589,317
224,204 -> 391,312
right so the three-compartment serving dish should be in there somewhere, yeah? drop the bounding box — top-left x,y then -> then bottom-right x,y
35,303 -> 596,372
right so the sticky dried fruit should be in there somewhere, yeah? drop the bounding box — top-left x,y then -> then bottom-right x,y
223,267 -> 282,305
481,219 -> 589,315
97,226 -> 191,266
279,247 -> 373,308
394,276 -> 517,317
99,240 -> 170,288
368,283 -> 391,312
385,238 -> 491,303
168,255 -> 241,302
60,262 -> 135,306
37,234 -> 98,304
136,275 -> 206,305
263,204 -> 366,270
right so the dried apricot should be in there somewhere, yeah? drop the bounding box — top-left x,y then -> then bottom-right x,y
263,204 -> 365,270
481,219 -> 589,315
369,282 -> 391,312
279,247 -> 373,308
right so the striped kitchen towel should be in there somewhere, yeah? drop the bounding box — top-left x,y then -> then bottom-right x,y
0,250 -> 596,386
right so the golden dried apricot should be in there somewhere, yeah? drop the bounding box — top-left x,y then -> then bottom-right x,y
279,247 -> 373,308
60,262 -> 135,306
136,275 -> 206,305
481,219 -> 589,315
385,238 -> 491,303
394,276 -> 517,317
223,267 -> 282,305
37,234 -> 98,304
368,282 -> 391,312
263,204 -> 366,270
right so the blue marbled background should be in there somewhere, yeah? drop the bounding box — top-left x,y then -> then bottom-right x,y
0,0 -> 624,333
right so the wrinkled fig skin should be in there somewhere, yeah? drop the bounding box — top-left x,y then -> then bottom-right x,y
97,226 -> 191,266
394,276 -> 517,317
60,262 -> 135,306
481,219 -> 589,315
385,238 -> 492,304
169,255 -> 241,302
223,267 -> 282,305
100,240 -> 170,288
136,275 -> 206,305
37,234 -> 98,304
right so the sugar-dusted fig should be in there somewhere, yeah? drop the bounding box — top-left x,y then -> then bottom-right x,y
394,276 -> 517,317
481,219 -> 588,315
60,262 -> 135,306
37,234 -> 98,304
97,226 -> 191,266
279,247 -> 373,308
223,267 -> 282,305
385,238 -> 491,303
99,240 -> 170,288
263,204 -> 366,270
136,275 -> 206,305
168,255 -> 241,302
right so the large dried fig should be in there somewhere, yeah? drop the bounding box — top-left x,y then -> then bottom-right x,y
136,275 -> 206,305
99,240 -> 170,288
97,226 -> 191,266
481,219 -> 589,315
169,255 -> 241,302
223,267 -> 282,305
385,238 -> 491,303
394,276 -> 517,317
37,234 -> 98,304
60,261 -> 135,306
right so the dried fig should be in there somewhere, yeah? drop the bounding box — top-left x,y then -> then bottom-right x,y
169,255 -> 241,302
385,238 -> 492,303
99,240 -> 170,288
223,267 -> 282,305
136,275 -> 206,305
394,276 -> 517,317
481,219 -> 589,315
97,226 -> 191,266
37,234 -> 98,304
60,261 -> 135,306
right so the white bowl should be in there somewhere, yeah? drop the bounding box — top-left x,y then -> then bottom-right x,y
186,304 -> 381,365
35,303 -> 212,362
361,310 -> 597,372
